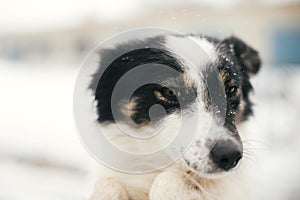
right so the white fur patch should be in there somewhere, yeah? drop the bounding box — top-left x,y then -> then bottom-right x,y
164,35 -> 217,69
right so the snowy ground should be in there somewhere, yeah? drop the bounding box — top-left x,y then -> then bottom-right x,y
0,60 -> 300,199
244,65 -> 300,200
0,61 -> 98,200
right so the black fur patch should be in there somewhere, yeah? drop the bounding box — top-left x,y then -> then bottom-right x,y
91,46 -> 189,124
220,36 -> 261,122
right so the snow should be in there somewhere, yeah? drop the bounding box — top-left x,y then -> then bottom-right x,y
243,65 -> 300,200
0,61 -> 98,199
0,60 -> 300,199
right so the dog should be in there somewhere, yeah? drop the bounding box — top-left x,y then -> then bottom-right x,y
88,33 -> 261,200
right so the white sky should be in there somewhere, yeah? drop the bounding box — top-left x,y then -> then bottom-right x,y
0,0 -> 298,34
0,0 -> 142,33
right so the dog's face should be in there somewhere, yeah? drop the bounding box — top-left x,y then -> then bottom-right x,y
91,34 -> 261,175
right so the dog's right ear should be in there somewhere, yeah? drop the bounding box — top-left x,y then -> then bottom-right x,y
223,36 -> 261,76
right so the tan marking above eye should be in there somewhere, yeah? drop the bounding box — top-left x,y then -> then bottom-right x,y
219,70 -> 239,85
219,70 -> 228,82
219,71 -> 240,97
128,97 -> 138,116
154,90 -> 168,101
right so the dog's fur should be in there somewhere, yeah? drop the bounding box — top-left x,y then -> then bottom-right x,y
89,34 -> 261,200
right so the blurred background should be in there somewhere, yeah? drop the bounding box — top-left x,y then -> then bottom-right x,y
0,0 -> 300,199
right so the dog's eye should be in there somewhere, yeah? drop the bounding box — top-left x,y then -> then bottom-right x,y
227,86 -> 238,94
161,86 -> 177,99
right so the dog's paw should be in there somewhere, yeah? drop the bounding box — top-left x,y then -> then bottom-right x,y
149,169 -> 204,200
90,177 -> 130,200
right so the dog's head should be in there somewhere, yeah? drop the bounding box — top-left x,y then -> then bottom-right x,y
90,34 -> 261,175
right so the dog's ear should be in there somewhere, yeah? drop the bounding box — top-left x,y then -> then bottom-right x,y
223,36 -> 261,76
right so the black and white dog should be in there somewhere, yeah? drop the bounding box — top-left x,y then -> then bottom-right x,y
89,33 -> 261,200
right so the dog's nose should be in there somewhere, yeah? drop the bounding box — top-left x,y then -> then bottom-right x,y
210,140 -> 242,171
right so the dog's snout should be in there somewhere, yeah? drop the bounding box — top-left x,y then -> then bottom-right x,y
210,140 -> 242,171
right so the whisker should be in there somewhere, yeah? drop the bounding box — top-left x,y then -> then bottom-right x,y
242,140 -> 269,149
243,155 -> 259,166
243,151 -> 258,159
242,148 -> 260,167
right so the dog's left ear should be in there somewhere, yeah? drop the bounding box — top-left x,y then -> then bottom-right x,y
223,36 -> 261,76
